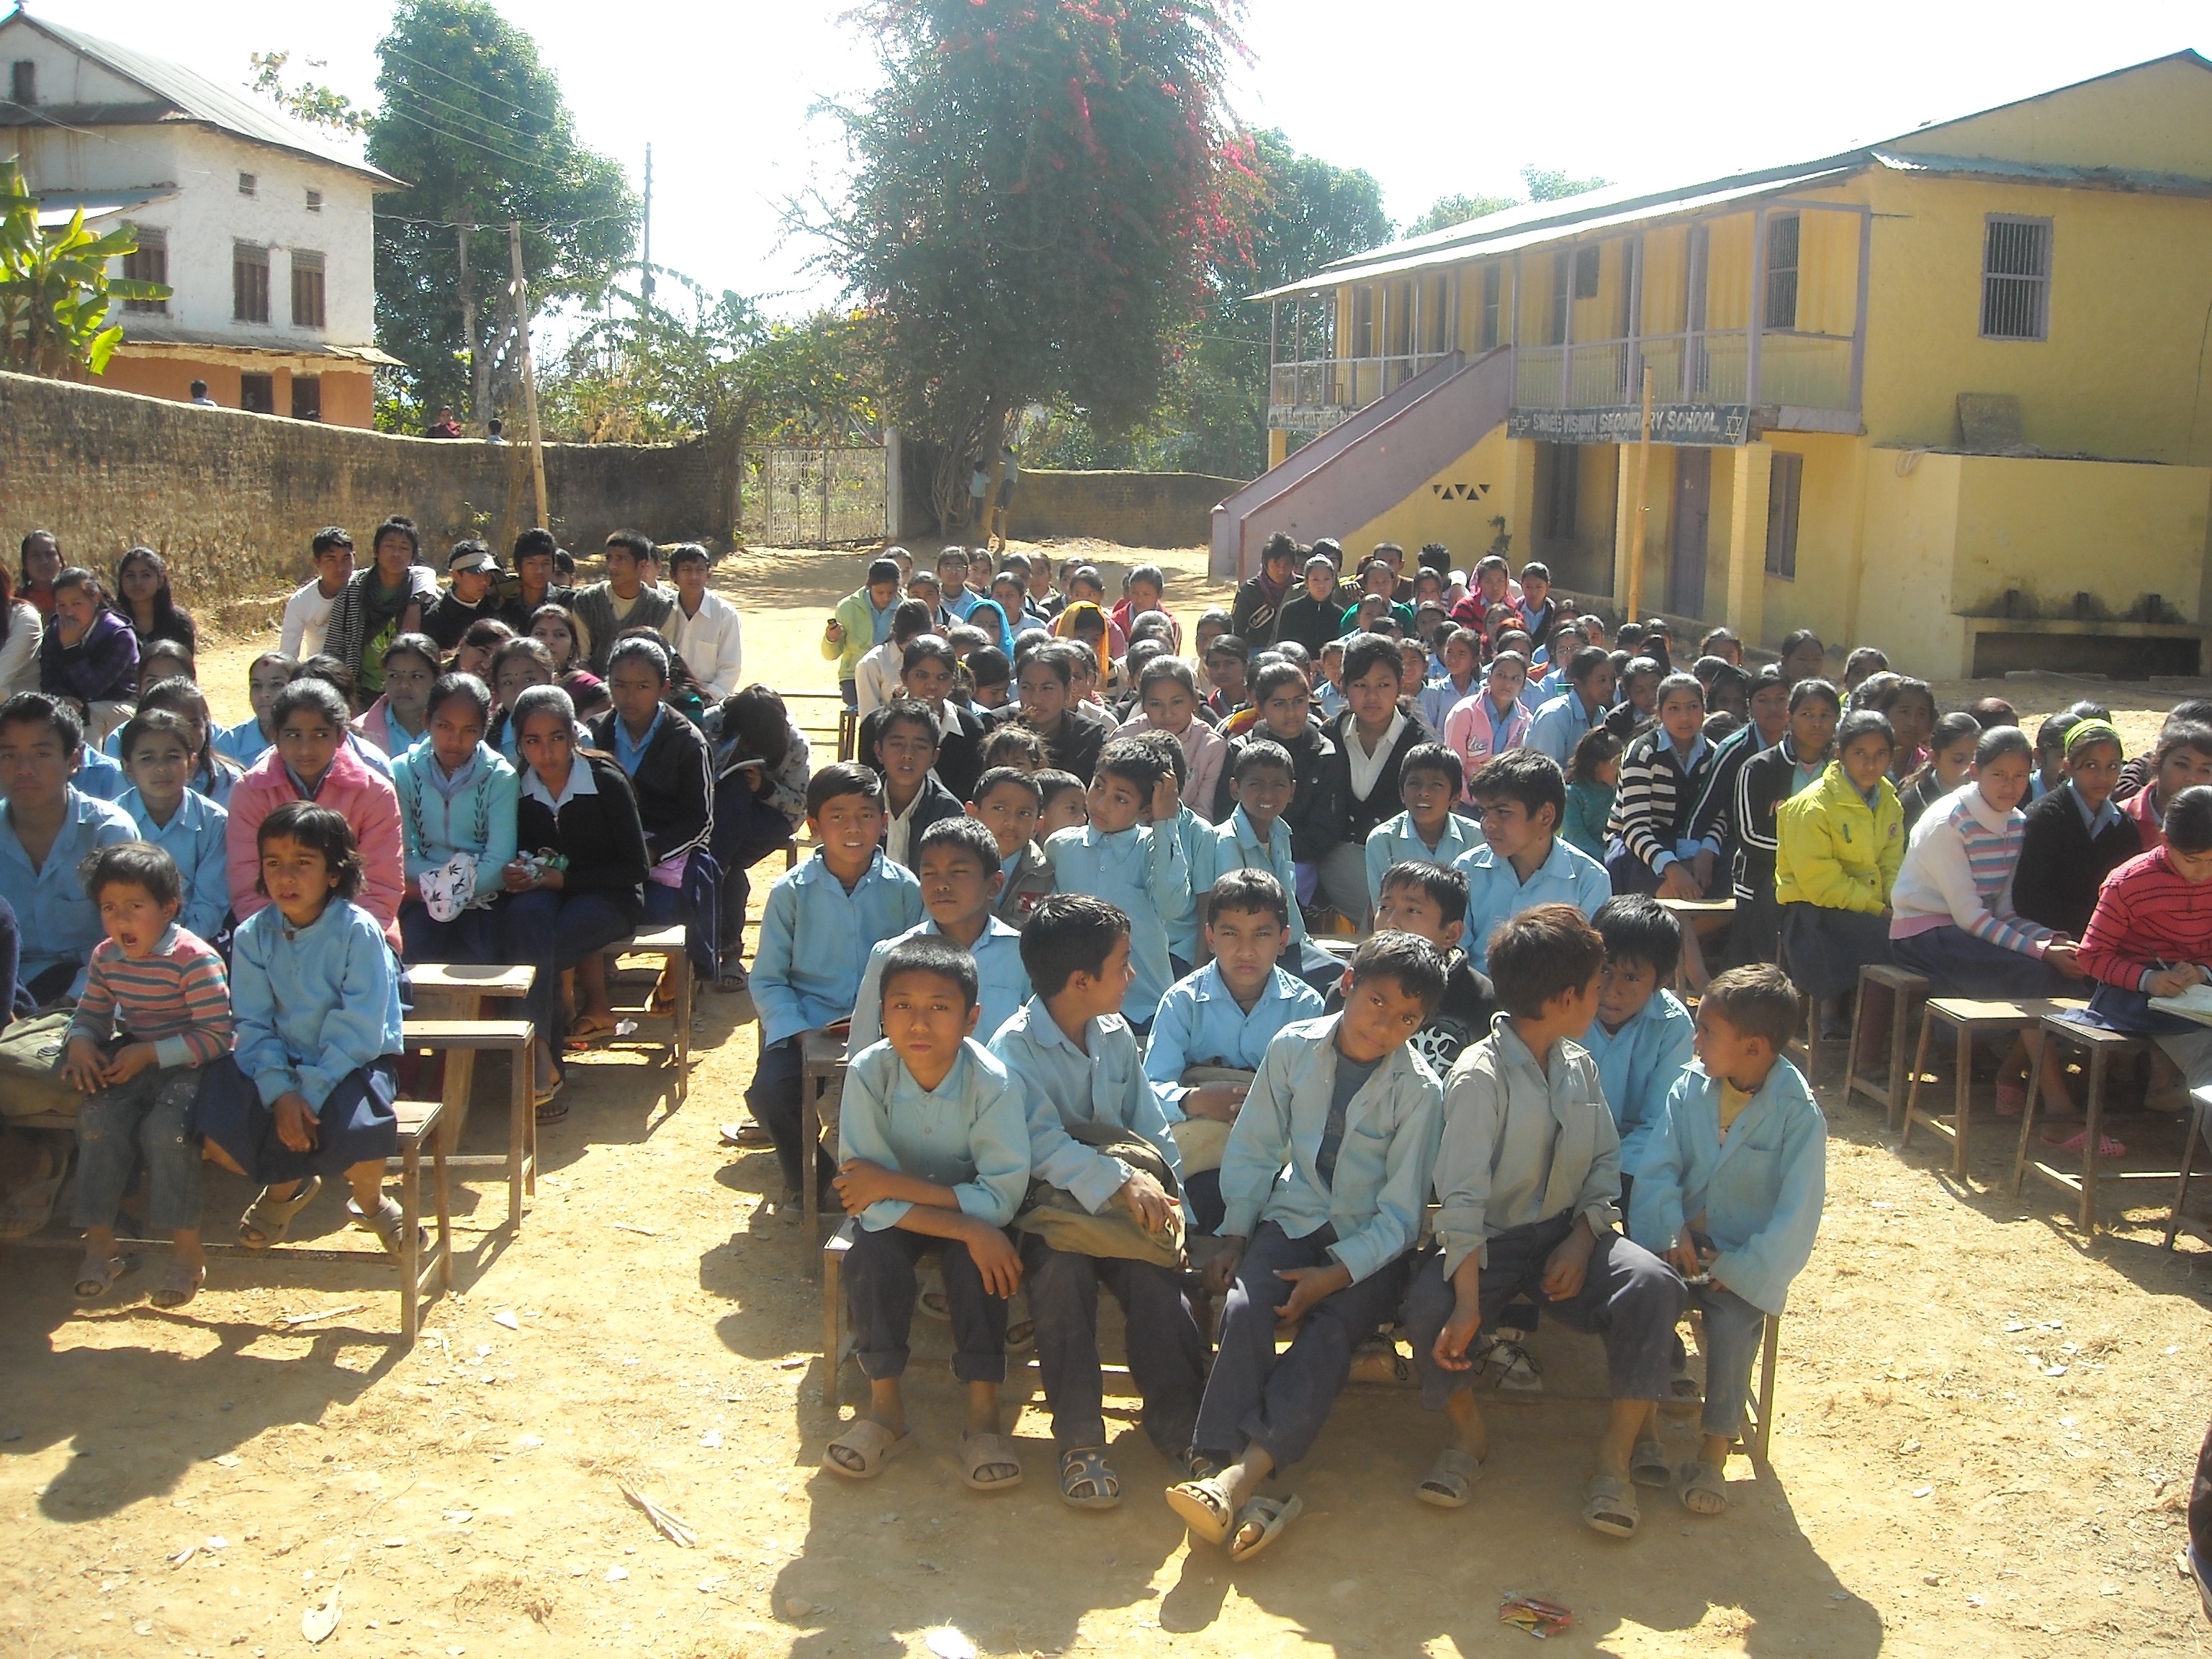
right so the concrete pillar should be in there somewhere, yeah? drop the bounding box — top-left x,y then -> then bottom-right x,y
1268,428 -> 1290,470
1725,441 -> 1773,648
1500,436 -> 1539,574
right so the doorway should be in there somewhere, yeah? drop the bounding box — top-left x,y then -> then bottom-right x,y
1670,447 -> 1711,617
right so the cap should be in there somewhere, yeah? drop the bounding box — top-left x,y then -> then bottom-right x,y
448,548 -> 498,575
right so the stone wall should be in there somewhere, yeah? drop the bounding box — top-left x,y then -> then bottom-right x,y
1007,469 -> 1242,549
0,371 -> 729,609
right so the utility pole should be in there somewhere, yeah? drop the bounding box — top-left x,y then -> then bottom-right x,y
509,220 -> 549,529
1627,363 -> 1653,624
458,222 -> 487,433
640,143 -> 653,316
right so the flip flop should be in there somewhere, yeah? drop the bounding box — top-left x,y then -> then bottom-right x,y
822,1419 -> 910,1480
958,1431 -> 1022,1493
1630,1438 -> 1673,1488
1228,1491 -> 1303,1561
565,1013 -> 619,1048
1165,1473 -> 1236,1545
2041,1125 -> 2126,1159
534,1079 -> 567,1123
150,1260 -> 206,1310
1582,1472 -> 1640,1537
73,1254 -> 136,1300
1058,1446 -> 1121,1510
1679,1458 -> 1729,1516
238,1177 -> 321,1249
1415,1447 -> 1483,1509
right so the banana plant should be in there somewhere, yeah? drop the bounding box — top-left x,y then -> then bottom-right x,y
0,158 -> 172,379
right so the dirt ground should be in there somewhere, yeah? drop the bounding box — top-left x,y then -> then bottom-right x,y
4,538 -> 2211,1659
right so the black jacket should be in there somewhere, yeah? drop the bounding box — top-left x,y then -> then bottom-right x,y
886,772 -> 968,872
1717,736 -> 1817,902
986,703 -> 1110,783
1215,721 -> 1342,859
422,588 -> 505,651
515,752 -> 649,916
1326,704 -> 1439,847
1230,575 -> 1289,646
586,708 -> 714,867
860,702 -> 988,802
2015,783 -> 2144,939
1274,590 -> 1345,657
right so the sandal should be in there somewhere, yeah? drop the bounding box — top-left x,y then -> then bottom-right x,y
150,1261 -> 206,1310
347,1195 -> 426,1258
2041,1125 -> 2126,1159
1679,1458 -> 1729,1516
1058,1447 -> 1121,1510
238,1177 -> 321,1249
534,1079 -> 568,1124
822,1419 -> 909,1480
958,1431 -> 1022,1493
1630,1438 -> 1673,1488
0,1146 -> 68,1241
1582,1472 -> 1640,1537
1165,1473 -> 1236,1545
565,1012 -> 618,1048
1415,1447 -> 1483,1509
73,1253 -> 135,1300
1228,1491 -> 1303,1562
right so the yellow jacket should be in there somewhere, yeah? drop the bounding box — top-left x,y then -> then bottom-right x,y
1774,763 -> 1903,914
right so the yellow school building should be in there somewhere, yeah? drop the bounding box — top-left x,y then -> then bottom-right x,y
1220,52 -> 2212,678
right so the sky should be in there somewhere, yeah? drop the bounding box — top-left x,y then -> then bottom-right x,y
19,0 -> 2212,321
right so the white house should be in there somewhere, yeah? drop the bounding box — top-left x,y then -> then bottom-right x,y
0,8 -> 404,426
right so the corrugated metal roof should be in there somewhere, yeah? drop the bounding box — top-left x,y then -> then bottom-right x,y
32,184 -> 175,227
1869,148 -> 2212,196
6,13 -> 404,188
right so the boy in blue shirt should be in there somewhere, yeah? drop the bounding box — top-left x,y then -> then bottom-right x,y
1166,935 -> 1447,1563
117,708 -> 230,945
1629,965 -> 1825,1519
990,895 -> 1206,1508
1043,737 -> 1191,1031
826,938 -> 1031,1490
966,766 -> 1055,930
1365,742 -> 1481,910
1125,730 -> 1213,979
1200,739 -> 1344,994
1144,871 -> 1325,1232
745,763 -> 925,1203
1404,904 -> 1684,1539
0,693 -> 137,1004
849,818 -> 1030,1048
1329,863 -> 1498,1075
1583,896 -> 1697,1195
1454,750 -> 1610,975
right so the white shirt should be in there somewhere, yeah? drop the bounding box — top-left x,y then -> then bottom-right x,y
521,760 -> 598,811
660,589 -> 744,701
0,601 -> 40,698
884,787 -> 925,869
855,639 -> 904,721
279,580 -> 341,661
1345,709 -> 1409,804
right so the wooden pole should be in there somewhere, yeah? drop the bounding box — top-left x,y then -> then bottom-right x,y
457,223 -> 478,433
1627,363 -> 1653,623
508,221 -> 549,528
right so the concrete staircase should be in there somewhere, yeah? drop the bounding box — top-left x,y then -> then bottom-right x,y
1209,348 -> 1515,581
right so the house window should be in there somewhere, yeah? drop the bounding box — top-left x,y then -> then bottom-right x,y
233,243 -> 270,323
1480,264 -> 1501,351
1765,212 -> 1800,331
291,376 -> 322,421
1549,253 -> 1569,344
1537,442 -> 1580,541
291,251 -> 326,328
1573,246 -> 1600,300
10,60 -> 35,106
238,172 -> 258,198
305,189 -> 323,213
1982,216 -> 2051,341
1765,451 -> 1804,578
122,228 -> 167,315
239,374 -> 275,415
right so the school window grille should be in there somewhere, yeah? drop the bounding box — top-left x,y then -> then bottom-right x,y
1573,246 -> 1600,300
291,250 -> 325,329
1765,213 -> 1800,331
233,243 -> 270,323
1479,264 -> 1501,351
1549,253 -> 1569,344
1982,217 -> 2051,341
122,229 -> 167,314
305,189 -> 323,213
239,374 -> 275,415
1765,451 -> 1804,578
238,171 -> 257,197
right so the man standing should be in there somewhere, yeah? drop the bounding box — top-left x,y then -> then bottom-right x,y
427,405 -> 464,438
661,543 -> 745,702
422,541 -> 506,651
572,530 -> 676,674
1231,532 -> 1300,648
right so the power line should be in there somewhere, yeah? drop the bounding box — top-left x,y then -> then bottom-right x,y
379,44 -> 544,125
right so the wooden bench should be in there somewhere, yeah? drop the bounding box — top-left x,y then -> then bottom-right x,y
603,925 -> 693,1102
401,1019 -> 535,1226
2013,1013 -> 2157,1233
799,1030 -> 850,1235
12,1098 -> 452,1344
2164,1087 -> 2212,1251
1842,964 -> 1931,1128
1901,996 -> 2082,1175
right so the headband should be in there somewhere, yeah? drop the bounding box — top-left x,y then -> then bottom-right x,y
2064,718 -> 2122,755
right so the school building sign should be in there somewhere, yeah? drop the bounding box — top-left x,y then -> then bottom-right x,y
1506,404 -> 1752,447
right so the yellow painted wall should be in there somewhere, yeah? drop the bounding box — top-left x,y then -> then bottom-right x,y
1857,448 -> 1969,673
1761,432 -> 1866,651
1793,206 -> 1860,336
1703,214 -> 1753,331
1950,454 -> 2212,623
1637,224 -> 1689,337
1889,54 -> 2212,176
1340,422 -> 1516,561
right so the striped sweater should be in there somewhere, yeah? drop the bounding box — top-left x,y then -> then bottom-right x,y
1888,785 -> 2053,957
66,925 -> 232,1069
1606,727 -> 1717,874
2076,847 -> 2212,991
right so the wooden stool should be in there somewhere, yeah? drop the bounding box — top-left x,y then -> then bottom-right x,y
1743,1314 -> 1783,1464
1843,964 -> 1930,1127
2013,1013 -> 2149,1232
405,963 -> 536,1156
403,1017 -> 536,1226
2163,1087 -> 2212,1251
607,925 -> 693,1101
389,1100 -> 454,1344
800,1030 -> 850,1236
837,706 -> 859,764
822,1218 -> 858,1403
1901,997 -> 2080,1174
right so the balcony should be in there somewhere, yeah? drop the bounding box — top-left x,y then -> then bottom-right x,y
1267,351 -> 1455,433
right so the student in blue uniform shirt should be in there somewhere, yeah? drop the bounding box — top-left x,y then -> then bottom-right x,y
1580,897 -> 1697,1192
1526,646 -> 1619,764
1123,730 -> 1214,978
745,763 -> 925,1202
849,818 -> 1031,1048
215,652 -> 295,768
1043,737 -> 1191,1031
1166,934 -> 1448,1563
1629,965 -> 1826,1519
1143,871 -> 1326,1232
1365,742 -> 1481,909
822,938 -> 1031,1491
116,708 -> 230,944
0,693 -> 138,1004
990,895 -> 1207,1508
1453,750 -> 1611,974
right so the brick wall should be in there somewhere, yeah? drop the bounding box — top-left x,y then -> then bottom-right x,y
0,371 -> 729,611
1007,469 -> 1243,549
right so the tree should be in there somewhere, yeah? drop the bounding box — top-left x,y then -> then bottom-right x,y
1403,191 -> 1519,238
0,160 -> 170,379
1521,164 -> 1609,202
247,52 -> 368,135
363,0 -> 638,431
817,0 -> 1247,526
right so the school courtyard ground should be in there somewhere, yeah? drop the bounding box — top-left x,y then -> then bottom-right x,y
4,538 -> 2211,1659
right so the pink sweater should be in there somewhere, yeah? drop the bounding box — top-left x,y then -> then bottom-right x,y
225,742 -> 405,950
1115,711 -> 1227,818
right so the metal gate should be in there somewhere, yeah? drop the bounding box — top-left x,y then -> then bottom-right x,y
743,445 -> 889,546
